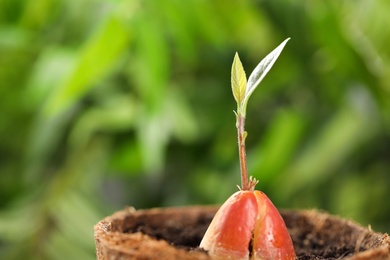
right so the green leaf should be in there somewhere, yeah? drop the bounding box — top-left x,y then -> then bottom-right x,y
249,110 -> 306,184
272,105 -> 379,200
231,52 -> 247,110
43,16 -> 131,116
241,38 -> 290,116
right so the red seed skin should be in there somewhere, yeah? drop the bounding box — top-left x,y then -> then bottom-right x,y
200,191 -> 258,260
252,190 -> 296,260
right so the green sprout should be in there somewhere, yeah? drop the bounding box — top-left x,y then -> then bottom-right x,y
231,38 -> 290,191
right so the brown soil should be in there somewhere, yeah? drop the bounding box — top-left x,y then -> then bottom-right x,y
94,206 -> 390,260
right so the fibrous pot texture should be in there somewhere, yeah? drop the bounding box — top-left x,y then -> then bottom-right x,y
94,206 -> 390,260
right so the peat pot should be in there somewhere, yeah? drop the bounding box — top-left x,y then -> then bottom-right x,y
94,206 -> 390,260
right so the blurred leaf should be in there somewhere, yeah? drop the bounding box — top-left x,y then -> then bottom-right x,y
25,47 -> 76,108
155,0 -> 197,63
20,0 -> 58,29
0,200 -> 38,243
52,191 -> 100,250
249,110 -> 306,184
166,88 -> 199,143
0,26 -> 31,48
44,15 -> 131,116
44,230 -> 95,260
23,110 -> 75,184
69,94 -> 137,151
128,8 -> 173,173
272,95 -> 379,200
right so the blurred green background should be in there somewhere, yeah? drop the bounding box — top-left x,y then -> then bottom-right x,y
1,0 -> 389,259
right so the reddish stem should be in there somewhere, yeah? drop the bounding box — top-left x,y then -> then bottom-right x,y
237,114 -> 249,191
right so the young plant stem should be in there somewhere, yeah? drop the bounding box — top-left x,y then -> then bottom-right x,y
237,113 -> 249,191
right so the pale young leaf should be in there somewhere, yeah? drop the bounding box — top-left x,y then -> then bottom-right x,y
231,52 -> 247,109
242,131 -> 248,142
241,38 -> 290,116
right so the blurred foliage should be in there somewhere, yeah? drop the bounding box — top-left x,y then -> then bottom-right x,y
1,0 -> 390,259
